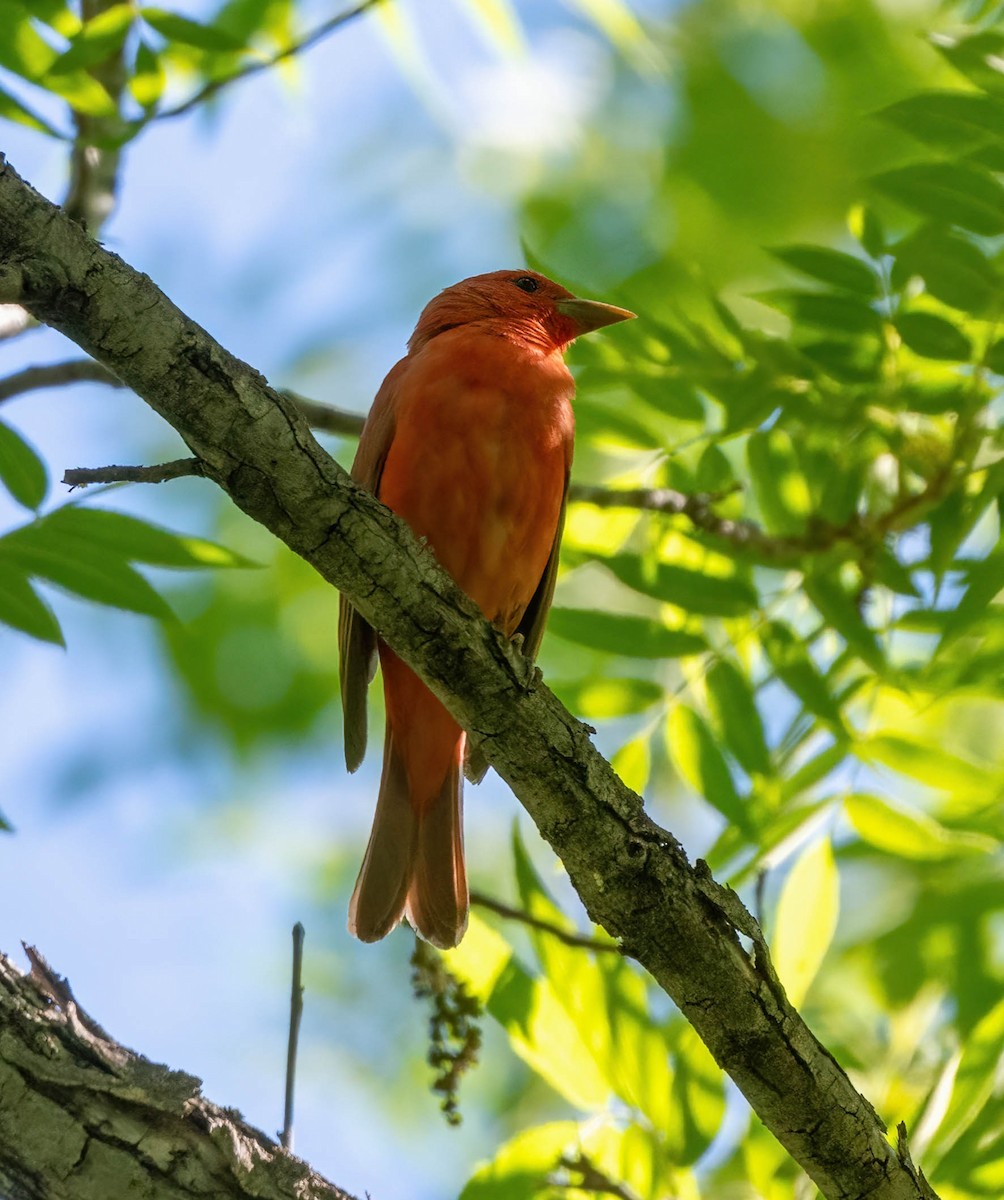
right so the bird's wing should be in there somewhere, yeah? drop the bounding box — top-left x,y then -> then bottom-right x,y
465,467 -> 570,785
339,359 -> 408,772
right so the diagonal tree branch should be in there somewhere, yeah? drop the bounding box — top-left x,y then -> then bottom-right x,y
0,949 -> 357,1200
0,153 -> 938,1200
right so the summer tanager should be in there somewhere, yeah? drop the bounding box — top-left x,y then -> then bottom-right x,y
339,269 -> 634,949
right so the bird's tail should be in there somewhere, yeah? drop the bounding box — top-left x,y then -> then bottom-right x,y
348,724 -> 468,950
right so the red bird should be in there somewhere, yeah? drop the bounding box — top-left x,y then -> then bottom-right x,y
339,270 -> 634,948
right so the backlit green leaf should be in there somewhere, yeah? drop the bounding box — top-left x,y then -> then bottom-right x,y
0,83 -> 62,135
845,792 -> 996,861
0,421 -> 47,509
871,162 -> 1004,236
667,704 -> 749,830
757,289 -> 882,335
612,734 -> 651,793
129,39 -> 166,110
548,609 -> 706,658
772,836 -> 839,1007
48,3 -> 134,74
937,552 -> 1004,649
747,428 -> 812,535
446,915 -> 611,1110
769,244 -> 878,296
848,204 -> 885,258
855,735 -> 989,794
0,0 -> 57,76
550,676 -> 663,718
459,1120 -> 580,1200
932,30 -> 1004,94
602,553 -> 758,617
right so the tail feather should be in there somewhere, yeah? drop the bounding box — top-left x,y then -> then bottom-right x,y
349,728 -> 468,949
405,758 -> 468,950
348,731 -> 415,943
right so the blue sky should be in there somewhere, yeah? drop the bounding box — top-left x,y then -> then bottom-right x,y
0,3 -> 668,1196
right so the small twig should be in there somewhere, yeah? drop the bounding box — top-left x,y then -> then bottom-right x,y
281,922 -> 305,1153
153,0 -> 387,123
555,1152 -> 642,1200
0,359 -> 123,404
279,389 -> 366,437
63,459 -> 204,488
469,890 -> 619,954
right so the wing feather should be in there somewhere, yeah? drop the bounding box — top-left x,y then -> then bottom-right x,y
339,359 -> 408,772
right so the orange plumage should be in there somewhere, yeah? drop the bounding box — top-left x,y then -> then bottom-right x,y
339,270 -> 634,948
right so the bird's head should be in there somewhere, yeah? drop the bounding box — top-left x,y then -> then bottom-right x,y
408,269 -> 635,354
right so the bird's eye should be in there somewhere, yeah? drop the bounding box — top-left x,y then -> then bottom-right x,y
514,276 -> 539,293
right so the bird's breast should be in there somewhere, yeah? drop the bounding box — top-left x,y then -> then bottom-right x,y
378,334 -> 574,630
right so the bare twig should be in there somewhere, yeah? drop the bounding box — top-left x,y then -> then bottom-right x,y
281,922 -> 305,1153
469,890 -> 620,954
0,359 -> 123,403
279,389 -> 366,437
154,0 -> 387,123
63,459 -> 204,488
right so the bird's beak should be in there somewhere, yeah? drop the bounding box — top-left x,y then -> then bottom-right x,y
557,297 -> 636,335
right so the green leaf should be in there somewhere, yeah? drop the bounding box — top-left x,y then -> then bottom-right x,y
602,553 -> 758,617
895,311 -> 972,362
927,997 -> 1004,1165
0,809 -> 10,831
870,162 -> 1004,237
768,245 -> 878,296
0,83 -> 63,135
891,226 -> 1000,317
666,1023 -> 726,1165
0,569 -> 63,644
42,70 -> 118,116
666,704 -> 750,831
40,506 -> 254,568
747,428 -> 812,535
803,572 -> 885,674
446,915 -> 611,1110
550,676 -> 663,718
705,659 -> 772,777
141,7 -> 246,50
936,551 -> 1004,649
772,836 -> 839,1007
611,734 -> 651,793
874,91 -> 1004,151
454,0 -> 523,54
129,39 -> 165,109
845,792 -> 996,861
48,3 -> 134,74
459,1120 -> 580,1200
932,30 -> 1004,95
854,734 -> 989,794
756,289 -> 882,335
985,338 -> 1004,374
547,609 -> 706,658
0,421 -> 47,509
0,522 -> 173,619
0,0 -> 57,76
760,620 -> 844,727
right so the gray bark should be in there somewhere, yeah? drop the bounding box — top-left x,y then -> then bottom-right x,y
0,154 -> 938,1200
0,950 -> 356,1200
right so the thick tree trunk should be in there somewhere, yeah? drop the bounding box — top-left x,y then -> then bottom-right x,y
0,154 -> 937,1200
0,950 -> 356,1200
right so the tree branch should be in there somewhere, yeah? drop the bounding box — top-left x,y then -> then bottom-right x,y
0,949 -> 358,1200
0,154 -> 939,1200
0,359 -> 124,403
469,890 -> 619,954
63,459 -> 205,488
